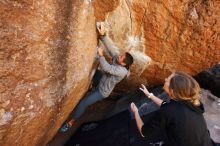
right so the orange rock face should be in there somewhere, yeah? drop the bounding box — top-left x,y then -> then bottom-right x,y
0,0 -> 219,145
0,0 -> 97,145
94,0 -> 220,88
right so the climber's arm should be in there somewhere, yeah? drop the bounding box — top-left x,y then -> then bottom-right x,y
100,35 -> 120,57
97,22 -> 119,57
97,47 -> 127,77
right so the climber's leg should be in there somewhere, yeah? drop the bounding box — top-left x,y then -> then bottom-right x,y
60,89 -> 104,133
72,89 -> 103,119
91,70 -> 103,89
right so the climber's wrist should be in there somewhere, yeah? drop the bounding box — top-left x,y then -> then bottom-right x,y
100,32 -> 106,37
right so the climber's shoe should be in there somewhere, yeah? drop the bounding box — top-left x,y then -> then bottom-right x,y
59,122 -> 72,133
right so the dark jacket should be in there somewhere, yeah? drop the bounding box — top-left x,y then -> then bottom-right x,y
141,99 -> 213,146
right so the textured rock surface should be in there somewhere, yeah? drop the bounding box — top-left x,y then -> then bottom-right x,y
0,0 -> 220,145
94,0 -> 220,89
0,0 -> 97,145
195,63 -> 220,97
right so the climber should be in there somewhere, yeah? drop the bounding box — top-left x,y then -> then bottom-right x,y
59,22 -> 134,133
131,72 -> 215,146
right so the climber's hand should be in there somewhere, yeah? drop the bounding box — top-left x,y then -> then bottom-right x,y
97,22 -> 106,36
97,47 -> 104,56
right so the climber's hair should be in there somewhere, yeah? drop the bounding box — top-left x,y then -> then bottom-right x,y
169,72 -> 201,106
124,52 -> 134,70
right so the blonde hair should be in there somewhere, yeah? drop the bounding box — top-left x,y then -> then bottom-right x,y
169,72 -> 201,106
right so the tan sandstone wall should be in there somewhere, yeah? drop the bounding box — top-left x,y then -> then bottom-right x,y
93,0 -> 220,90
0,0 -> 97,145
0,0 -> 219,145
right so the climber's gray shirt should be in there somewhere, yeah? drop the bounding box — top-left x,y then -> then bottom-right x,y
98,35 -> 128,97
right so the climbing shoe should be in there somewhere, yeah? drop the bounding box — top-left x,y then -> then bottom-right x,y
59,122 -> 72,133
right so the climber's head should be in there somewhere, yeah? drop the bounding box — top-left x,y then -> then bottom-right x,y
117,52 -> 133,70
